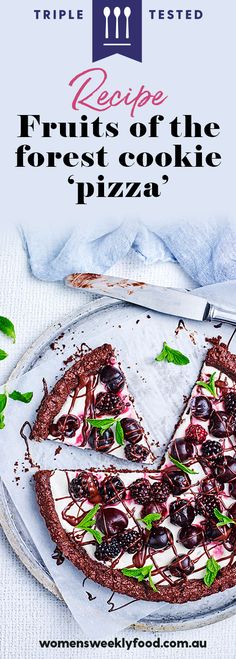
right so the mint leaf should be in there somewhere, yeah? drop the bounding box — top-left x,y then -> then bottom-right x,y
214,507 -> 236,527
196,371 -> 217,398
0,394 -> 7,430
0,317 -> 16,343
139,513 -> 162,531
168,454 -> 198,475
9,390 -> 33,404
87,418 -> 115,435
155,342 -> 189,366
87,528 -> 103,545
121,565 -> 157,592
77,504 -> 100,528
115,419 -> 124,446
155,343 -> 168,362
148,571 -> 158,592
76,504 -> 103,544
0,349 -> 8,361
204,557 -> 220,587
0,394 -> 8,415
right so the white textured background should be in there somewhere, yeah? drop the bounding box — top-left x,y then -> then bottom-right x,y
0,227 -> 235,659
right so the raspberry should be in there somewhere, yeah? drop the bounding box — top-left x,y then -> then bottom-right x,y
129,478 -> 152,504
201,440 -> 223,460
99,475 -> 126,504
224,392 -> 236,414
124,444 -> 149,462
95,392 -> 125,416
196,494 -> 220,518
117,529 -> 142,553
94,537 -> 121,561
151,480 -> 170,503
185,424 -> 207,444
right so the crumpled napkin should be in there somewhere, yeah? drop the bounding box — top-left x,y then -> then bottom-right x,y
21,219 -> 236,286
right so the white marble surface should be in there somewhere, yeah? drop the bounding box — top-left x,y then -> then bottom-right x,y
0,227 -> 235,658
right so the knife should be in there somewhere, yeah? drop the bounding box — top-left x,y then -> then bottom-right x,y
65,273 -> 236,326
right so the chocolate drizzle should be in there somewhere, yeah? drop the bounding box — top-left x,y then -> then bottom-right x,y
52,546 -> 65,565
20,422 -> 40,470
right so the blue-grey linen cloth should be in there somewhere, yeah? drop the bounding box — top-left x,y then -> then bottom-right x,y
21,219 -> 236,286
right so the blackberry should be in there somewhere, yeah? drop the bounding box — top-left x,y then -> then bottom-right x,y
201,440 -> 223,460
99,475 -> 126,504
129,478 -> 152,504
224,391 -> 236,414
69,472 -> 99,501
95,392 -> 125,417
196,494 -> 220,518
94,537 -> 121,561
124,443 -> 149,462
117,529 -> 142,553
151,480 -> 170,503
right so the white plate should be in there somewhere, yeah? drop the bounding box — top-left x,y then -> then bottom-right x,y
1,296 -> 236,631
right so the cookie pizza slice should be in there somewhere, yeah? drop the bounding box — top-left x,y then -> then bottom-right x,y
31,343 -> 154,463
34,341 -> 236,602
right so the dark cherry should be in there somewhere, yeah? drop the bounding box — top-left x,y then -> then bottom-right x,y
190,396 -> 212,421
99,475 -> 126,504
141,501 -> 167,518
228,502 -> 236,520
88,427 -> 114,453
147,526 -> 172,550
216,456 -> 236,484
99,365 -> 125,393
120,418 -> 143,444
169,438 -> 194,464
169,499 -> 195,527
209,411 -> 231,438
164,470 -> 191,495
178,525 -> 203,549
201,478 -> 217,494
50,414 -> 80,438
169,554 -> 194,577
96,507 -> 128,536
229,481 -> 236,499
204,522 -> 223,542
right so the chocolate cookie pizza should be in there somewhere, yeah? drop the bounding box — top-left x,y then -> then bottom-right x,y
31,343 -> 153,463
35,341 -> 236,602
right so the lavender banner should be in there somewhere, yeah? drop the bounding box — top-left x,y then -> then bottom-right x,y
93,0 -> 142,62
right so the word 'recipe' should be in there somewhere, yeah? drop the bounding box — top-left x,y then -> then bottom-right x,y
69,68 -> 167,118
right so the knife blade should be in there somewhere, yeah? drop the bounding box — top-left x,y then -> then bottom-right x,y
65,273 -> 236,326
